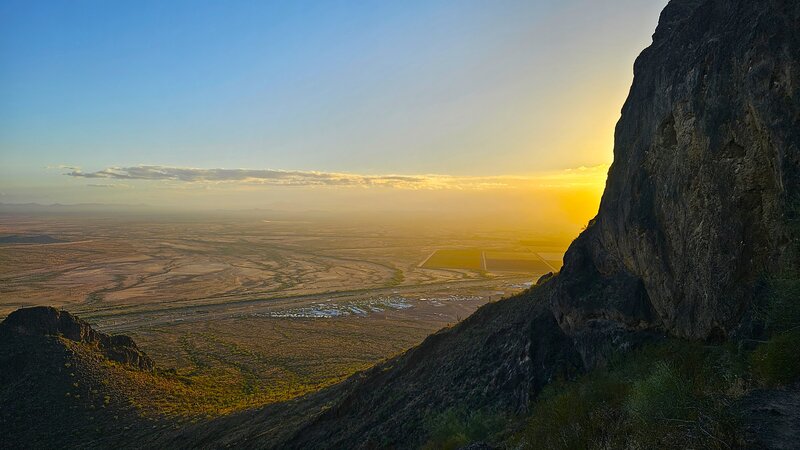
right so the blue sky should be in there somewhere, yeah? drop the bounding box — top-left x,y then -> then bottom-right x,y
0,0 -> 666,211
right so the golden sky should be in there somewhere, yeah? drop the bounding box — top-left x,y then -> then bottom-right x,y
0,0 -> 668,233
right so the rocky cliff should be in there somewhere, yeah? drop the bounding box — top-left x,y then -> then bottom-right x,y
552,0 -> 800,365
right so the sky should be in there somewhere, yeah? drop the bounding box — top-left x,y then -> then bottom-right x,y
0,0 -> 667,230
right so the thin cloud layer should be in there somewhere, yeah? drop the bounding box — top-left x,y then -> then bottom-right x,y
66,166 -> 434,188
65,165 -> 608,190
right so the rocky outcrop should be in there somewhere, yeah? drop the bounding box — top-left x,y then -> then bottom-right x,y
0,307 -> 162,449
0,306 -> 153,370
550,0 -> 800,365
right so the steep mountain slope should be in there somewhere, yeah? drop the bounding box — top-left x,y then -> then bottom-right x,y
163,0 -> 799,447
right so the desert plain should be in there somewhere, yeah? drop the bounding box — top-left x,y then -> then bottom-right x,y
0,207 -> 569,415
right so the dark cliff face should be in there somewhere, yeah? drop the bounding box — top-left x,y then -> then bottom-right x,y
0,306 -> 154,370
552,0 -> 800,348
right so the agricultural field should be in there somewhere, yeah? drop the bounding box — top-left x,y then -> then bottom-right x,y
484,251 -> 552,272
422,248 -> 566,273
0,209 -> 570,416
421,249 -> 484,271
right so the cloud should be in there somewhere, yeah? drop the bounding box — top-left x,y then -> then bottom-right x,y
65,166 -> 434,188
47,164 -> 81,171
64,164 -> 608,191
86,183 -> 133,189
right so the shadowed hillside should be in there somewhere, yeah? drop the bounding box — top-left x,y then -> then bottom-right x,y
0,307 -> 165,448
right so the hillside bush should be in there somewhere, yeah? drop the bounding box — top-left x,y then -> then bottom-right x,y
422,407 -> 505,450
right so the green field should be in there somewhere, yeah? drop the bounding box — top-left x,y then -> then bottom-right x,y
422,249 -> 484,270
484,251 -> 551,273
422,249 -> 564,274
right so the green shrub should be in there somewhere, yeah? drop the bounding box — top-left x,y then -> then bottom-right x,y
762,278 -> 800,334
625,361 -> 694,424
751,261 -> 800,386
516,374 -> 628,449
423,407 -> 505,450
751,331 -> 800,386
510,340 -> 743,449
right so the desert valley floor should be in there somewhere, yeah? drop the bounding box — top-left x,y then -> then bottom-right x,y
0,209 -> 570,415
